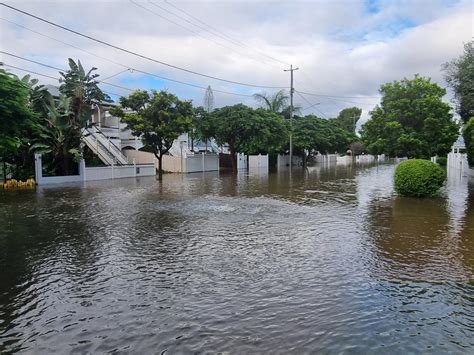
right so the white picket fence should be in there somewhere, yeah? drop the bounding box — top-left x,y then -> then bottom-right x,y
447,152 -> 470,177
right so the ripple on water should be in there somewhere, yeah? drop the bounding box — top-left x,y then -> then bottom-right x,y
0,163 -> 473,353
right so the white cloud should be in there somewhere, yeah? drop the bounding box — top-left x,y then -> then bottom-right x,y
0,0 -> 471,117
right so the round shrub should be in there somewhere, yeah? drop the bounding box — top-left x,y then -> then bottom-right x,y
394,159 -> 446,197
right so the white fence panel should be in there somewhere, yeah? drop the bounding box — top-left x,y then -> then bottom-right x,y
248,154 -> 268,169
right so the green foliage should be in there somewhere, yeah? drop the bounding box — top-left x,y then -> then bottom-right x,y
253,89 -> 301,119
443,41 -> 473,123
0,70 -> 35,156
253,89 -> 289,113
59,58 -> 111,129
293,115 -> 354,155
114,90 -> 193,178
436,156 -> 447,167
210,104 -> 288,154
333,107 -> 362,133
394,159 -> 446,197
464,117 -> 474,167
209,104 -> 288,171
0,69 -> 39,180
192,106 -> 213,143
361,75 -> 459,158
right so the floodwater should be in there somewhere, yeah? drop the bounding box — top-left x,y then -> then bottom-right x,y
0,162 -> 473,353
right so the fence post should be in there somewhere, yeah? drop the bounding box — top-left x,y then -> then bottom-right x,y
133,158 -> 137,177
202,152 -> 205,172
34,153 -> 42,185
80,159 -> 86,182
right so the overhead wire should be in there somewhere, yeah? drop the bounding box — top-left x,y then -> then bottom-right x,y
0,3 -> 287,89
0,24 -> 255,98
295,90 -> 328,118
135,0 -> 282,70
161,0 -> 288,66
1,63 -> 122,97
0,52 -> 256,100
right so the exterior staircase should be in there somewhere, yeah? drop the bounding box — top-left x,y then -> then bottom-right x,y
82,125 -> 129,165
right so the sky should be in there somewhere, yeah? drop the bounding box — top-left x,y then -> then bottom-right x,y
0,0 -> 472,127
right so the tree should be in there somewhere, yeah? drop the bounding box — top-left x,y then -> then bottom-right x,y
59,59 -> 111,129
253,89 -> 289,113
31,95 -> 82,176
333,107 -> 362,133
464,117 -> 474,167
52,58 -> 111,174
361,75 -> 459,158
293,115 -> 353,165
111,90 -> 193,180
443,41 -> 473,123
193,106 -> 214,151
0,69 -> 36,181
209,104 -> 288,172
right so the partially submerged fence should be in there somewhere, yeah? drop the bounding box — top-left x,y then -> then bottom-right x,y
34,154 -> 155,185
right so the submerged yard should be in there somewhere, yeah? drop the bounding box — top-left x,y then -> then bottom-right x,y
0,162 -> 473,353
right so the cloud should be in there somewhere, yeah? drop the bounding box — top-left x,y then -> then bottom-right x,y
0,0 -> 471,118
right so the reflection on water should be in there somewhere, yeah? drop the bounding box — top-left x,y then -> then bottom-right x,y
0,162 -> 473,353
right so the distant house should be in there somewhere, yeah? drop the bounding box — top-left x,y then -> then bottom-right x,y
45,85 -> 220,167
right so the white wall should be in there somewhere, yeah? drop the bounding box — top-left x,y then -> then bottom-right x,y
35,154 -> 155,185
162,154 -> 219,173
248,154 -> 268,169
123,150 -> 155,164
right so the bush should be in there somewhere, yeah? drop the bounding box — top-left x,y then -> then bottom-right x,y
394,159 -> 446,197
464,117 -> 474,167
436,156 -> 447,166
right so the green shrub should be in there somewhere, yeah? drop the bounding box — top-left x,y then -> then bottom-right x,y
464,117 -> 474,167
436,156 -> 447,166
394,159 -> 446,197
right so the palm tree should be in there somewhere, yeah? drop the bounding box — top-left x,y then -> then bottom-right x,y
253,89 -> 289,113
253,89 -> 302,119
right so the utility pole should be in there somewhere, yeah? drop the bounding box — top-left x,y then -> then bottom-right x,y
284,65 -> 299,168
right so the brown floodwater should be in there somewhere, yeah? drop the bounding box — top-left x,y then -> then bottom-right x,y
0,162 -> 473,353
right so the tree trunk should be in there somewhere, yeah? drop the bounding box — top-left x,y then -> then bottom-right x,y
160,156 -> 164,180
230,149 -> 237,174
3,158 -> 6,183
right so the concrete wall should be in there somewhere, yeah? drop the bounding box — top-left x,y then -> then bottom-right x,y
162,153 -> 219,173
123,150 -> 155,164
248,154 -> 268,169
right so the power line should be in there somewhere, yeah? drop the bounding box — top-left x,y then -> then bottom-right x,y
147,0 -> 284,69
295,90 -> 329,118
138,0 -> 281,70
296,90 -> 378,106
0,23 -> 254,98
0,51 -> 133,91
0,3 -> 287,89
0,51 -> 256,99
162,0 -> 288,66
1,63 -> 122,97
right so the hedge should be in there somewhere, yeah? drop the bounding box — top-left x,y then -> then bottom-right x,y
464,117 -> 474,168
394,159 -> 446,197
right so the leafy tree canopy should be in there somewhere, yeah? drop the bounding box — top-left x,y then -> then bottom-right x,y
293,115 -> 355,156
59,58 -> 110,129
112,90 -> 193,179
332,107 -> 362,133
209,104 -> 288,171
361,75 -> 459,158
0,69 -> 36,160
443,41 -> 474,123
